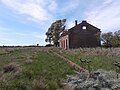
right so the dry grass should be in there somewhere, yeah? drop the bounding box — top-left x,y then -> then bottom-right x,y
69,47 -> 120,57
28,79 -> 47,90
62,85 -> 73,90
24,59 -> 33,64
3,63 -> 19,73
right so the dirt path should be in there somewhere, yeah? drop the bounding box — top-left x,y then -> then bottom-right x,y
50,49 -> 88,73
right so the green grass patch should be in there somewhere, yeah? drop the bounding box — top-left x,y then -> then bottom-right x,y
0,47 -> 73,89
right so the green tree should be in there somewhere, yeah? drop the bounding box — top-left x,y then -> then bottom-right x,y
45,19 -> 66,46
101,30 -> 120,47
101,32 -> 113,47
113,30 -> 120,47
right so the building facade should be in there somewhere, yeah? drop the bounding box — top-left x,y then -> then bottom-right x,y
59,20 -> 101,49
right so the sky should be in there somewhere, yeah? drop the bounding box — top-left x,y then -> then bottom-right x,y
0,0 -> 120,46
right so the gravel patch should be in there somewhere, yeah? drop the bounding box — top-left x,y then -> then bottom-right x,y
65,69 -> 120,90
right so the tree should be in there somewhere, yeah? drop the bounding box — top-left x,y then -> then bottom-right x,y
113,30 -> 120,47
45,19 -> 66,46
101,30 -> 120,47
95,32 -> 101,46
101,32 -> 113,47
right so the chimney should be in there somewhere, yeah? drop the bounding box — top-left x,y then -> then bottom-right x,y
75,20 -> 77,26
82,20 -> 87,23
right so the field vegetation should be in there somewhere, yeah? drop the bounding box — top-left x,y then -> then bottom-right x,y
0,47 -> 120,89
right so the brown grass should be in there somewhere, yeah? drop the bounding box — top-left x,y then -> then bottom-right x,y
24,59 -> 33,64
28,79 -> 47,90
3,63 -> 19,73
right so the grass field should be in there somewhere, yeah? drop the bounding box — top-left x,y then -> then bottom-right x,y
54,47 -> 120,71
0,47 -> 120,89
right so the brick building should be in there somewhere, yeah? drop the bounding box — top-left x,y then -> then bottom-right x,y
59,20 -> 101,49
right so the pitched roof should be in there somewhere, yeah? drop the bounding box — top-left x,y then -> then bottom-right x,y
69,20 -> 101,31
60,20 -> 101,37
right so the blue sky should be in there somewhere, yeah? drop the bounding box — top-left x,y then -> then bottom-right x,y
0,0 -> 120,46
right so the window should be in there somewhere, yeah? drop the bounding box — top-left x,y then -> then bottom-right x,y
82,26 -> 86,30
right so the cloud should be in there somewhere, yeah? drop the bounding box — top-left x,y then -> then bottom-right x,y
0,26 -> 10,32
35,35 -> 46,39
0,25 -> 46,46
0,26 -> 15,43
0,0 -> 82,24
14,32 -> 46,45
1,0 -> 57,22
48,1 -> 57,12
63,0 -> 80,11
85,0 -> 120,32
66,21 -> 75,29
103,0 -> 113,5
57,0 -> 81,15
15,32 -> 45,39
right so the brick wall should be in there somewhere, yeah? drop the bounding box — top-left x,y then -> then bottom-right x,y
59,21 -> 101,49
59,35 -> 69,49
